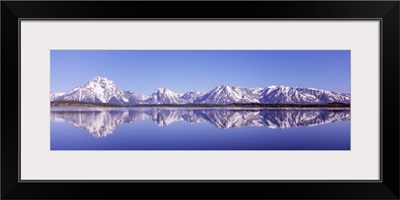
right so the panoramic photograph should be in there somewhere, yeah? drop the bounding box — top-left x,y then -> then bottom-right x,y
50,50 -> 350,150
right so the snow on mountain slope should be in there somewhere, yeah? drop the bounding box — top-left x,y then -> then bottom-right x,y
259,86 -> 350,104
196,85 -> 260,104
137,94 -> 149,102
50,92 -> 65,101
55,76 -> 144,105
146,88 -> 187,104
122,91 -> 144,105
50,76 -> 350,105
181,90 -> 205,103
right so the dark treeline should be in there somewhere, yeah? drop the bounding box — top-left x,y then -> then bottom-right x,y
51,101 -> 350,108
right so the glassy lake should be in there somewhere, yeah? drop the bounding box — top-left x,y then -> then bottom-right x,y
50,107 -> 350,150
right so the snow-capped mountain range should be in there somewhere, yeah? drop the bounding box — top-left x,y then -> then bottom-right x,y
51,109 -> 350,137
51,76 -> 350,105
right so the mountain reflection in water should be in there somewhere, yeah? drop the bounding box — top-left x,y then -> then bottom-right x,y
50,108 -> 350,138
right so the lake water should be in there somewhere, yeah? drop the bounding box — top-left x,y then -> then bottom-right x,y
50,107 -> 350,150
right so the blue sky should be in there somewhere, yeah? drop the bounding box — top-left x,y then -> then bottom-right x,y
51,50 -> 350,94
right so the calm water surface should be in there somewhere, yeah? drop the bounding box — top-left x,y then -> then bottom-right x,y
50,107 -> 350,150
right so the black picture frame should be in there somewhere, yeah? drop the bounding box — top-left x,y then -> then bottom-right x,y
2,1 -> 399,199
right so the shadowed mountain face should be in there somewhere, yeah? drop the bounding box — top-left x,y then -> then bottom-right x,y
51,108 -> 350,138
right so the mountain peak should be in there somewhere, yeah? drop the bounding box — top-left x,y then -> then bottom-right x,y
92,76 -> 109,81
155,88 -> 176,94
278,85 -> 291,90
215,85 -> 232,90
147,88 -> 184,104
156,87 -> 167,91
85,76 -> 116,88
